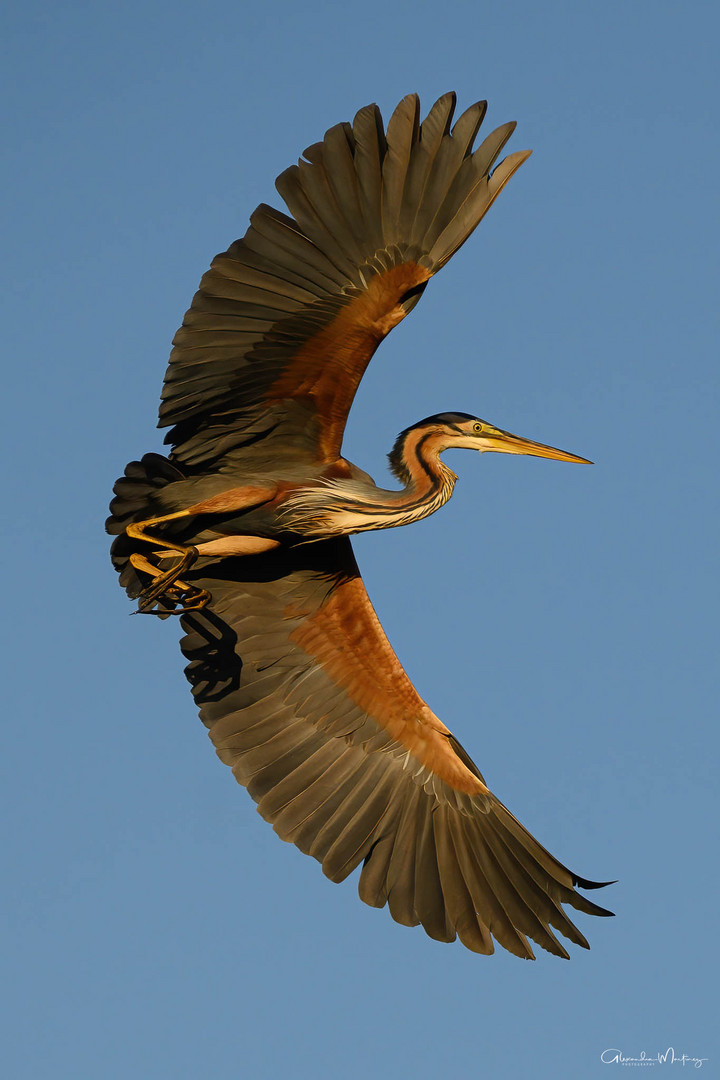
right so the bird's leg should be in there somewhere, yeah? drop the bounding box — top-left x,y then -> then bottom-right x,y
126,510 -> 208,614
125,487 -> 279,615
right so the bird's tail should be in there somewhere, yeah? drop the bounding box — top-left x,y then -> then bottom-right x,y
106,452 -> 186,599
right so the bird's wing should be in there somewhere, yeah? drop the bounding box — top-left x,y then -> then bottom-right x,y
160,93 -> 530,470
178,539 -> 613,958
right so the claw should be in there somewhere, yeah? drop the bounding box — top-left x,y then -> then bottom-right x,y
134,584 -> 211,616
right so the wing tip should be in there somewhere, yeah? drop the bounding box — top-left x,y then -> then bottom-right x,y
573,874 -> 618,891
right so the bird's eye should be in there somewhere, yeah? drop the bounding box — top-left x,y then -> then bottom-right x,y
473,422 -> 484,433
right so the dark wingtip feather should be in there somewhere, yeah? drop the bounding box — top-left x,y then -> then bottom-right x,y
573,874 -> 618,912
573,875 -> 618,890
570,876 -> 616,918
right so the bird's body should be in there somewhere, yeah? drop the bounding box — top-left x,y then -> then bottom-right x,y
108,93 -> 613,958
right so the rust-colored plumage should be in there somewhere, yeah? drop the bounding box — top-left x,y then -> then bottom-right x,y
266,261 -> 432,460
108,92 -> 613,958
289,570 -> 486,796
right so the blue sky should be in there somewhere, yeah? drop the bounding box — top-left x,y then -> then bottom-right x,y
2,1 -> 717,1076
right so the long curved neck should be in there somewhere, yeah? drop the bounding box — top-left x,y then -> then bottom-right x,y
386,426 -> 459,512
280,429 -> 458,537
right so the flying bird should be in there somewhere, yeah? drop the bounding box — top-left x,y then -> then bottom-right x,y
108,92 -> 613,958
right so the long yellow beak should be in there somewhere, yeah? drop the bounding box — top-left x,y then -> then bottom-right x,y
482,429 -> 592,464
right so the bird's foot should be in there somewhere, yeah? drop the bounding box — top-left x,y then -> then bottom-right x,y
134,582 -> 211,616
129,549 -> 210,616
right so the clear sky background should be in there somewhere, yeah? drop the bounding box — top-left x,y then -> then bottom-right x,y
2,1 -> 717,1077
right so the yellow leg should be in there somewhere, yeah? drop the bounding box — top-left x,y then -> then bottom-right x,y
126,511 -> 209,615
126,509 -> 194,552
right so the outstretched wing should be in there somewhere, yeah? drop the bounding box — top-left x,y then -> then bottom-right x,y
179,540 -> 613,958
160,93 -> 530,469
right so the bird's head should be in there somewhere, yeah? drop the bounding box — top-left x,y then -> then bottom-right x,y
388,412 -> 590,481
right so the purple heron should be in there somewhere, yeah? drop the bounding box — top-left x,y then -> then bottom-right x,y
108,92 -> 613,958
